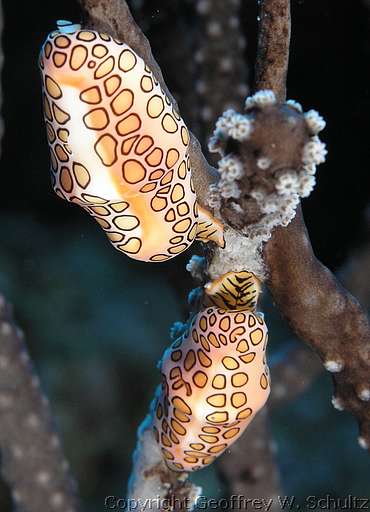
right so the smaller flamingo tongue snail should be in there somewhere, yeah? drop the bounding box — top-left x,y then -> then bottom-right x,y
154,271 -> 270,472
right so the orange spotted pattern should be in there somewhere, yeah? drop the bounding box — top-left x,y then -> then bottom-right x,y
39,27 -> 224,262
154,272 -> 270,472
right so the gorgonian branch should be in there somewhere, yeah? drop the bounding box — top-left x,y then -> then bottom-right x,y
0,294 -> 81,512
255,0 -> 291,101
254,0 -> 370,451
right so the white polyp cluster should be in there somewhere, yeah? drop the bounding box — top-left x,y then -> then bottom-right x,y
228,114 -> 253,141
324,360 -> 344,373
208,133 -> 224,155
207,94 -> 327,245
358,388 -> 370,402
248,99 -> 326,239
218,154 -> 244,199
302,135 -> 327,166
218,180 -> 241,199
245,90 -> 276,110
286,99 -> 303,112
186,255 -> 206,280
260,195 -> 278,214
247,191 -> 300,240
358,436 -> 369,450
208,109 -> 253,155
215,109 -> 253,142
206,154 -> 244,206
207,183 -> 222,209
257,157 -> 271,170
331,396 -> 345,411
218,154 -> 244,180
302,162 -> 316,175
298,173 -> 316,198
304,109 -> 326,135
250,188 -> 265,203
247,169 -> 303,239
275,172 -> 300,195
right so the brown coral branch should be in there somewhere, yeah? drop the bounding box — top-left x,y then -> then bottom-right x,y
265,209 -> 370,447
269,231 -> 370,410
255,0 -> 291,102
254,0 -> 370,449
0,294 -> 81,511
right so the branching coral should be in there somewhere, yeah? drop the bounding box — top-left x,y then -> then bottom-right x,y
0,294 -> 81,512
256,0 -> 370,451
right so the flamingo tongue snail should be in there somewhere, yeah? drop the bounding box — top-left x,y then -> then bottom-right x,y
39,21 -> 225,262
154,271 -> 270,472
39,21 -> 271,474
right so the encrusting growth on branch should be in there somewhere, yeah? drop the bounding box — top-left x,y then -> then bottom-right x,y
208,92 -> 326,241
206,92 -> 327,282
0,294 -> 81,512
